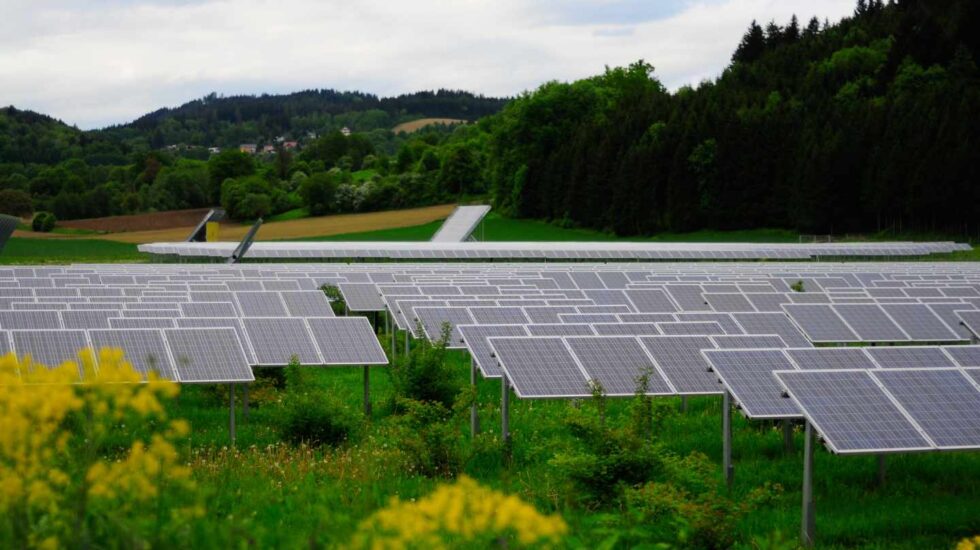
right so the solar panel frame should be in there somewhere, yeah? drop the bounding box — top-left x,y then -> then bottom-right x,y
656,321 -> 727,336
702,348 -> 802,419
164,327 -> 254,383
942,345 -> 980,367
413,306 -> 475,347
833,304 -> 910,342
864,346 -> 957,369
637,335 -> 723,395
784,347 -> 878,370
305,317 -> 388,365
872,368 -> 980,449
488,336 -> 592,399
10,329 -> 89,379
459,324 -> 529,378
732,312 -> 813,347
242,317 -> 322,366
564,336 -> 674,396
89,328 -> 177,380
782,304 -> 861,343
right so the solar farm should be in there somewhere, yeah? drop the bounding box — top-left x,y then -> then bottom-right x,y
3,212 -> 980,547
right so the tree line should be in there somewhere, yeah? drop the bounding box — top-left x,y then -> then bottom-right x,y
485,0 -> 980,236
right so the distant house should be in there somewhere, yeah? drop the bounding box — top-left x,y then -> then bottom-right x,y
239,144 -> 257,154
283,141 -> 298,150
262,144 -> 276,154
340,127 -> 351,137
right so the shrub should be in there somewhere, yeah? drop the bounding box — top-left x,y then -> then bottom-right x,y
299,171 -> 338,215
0,189 -> 32,217
389,322 -> 460,409
31,211 -> 56,232
0,347 -> 201,547
321,285 -> 346,315
391,398 -> 463,477
277,358 -> 357,447
350,476 -> 567,548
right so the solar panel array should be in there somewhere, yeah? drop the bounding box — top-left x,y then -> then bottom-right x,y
430,205 -> 491,242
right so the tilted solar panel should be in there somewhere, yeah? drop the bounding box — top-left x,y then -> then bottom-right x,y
338,283 -> 386,312
413,306 -> 475,347
674,312 -> 744,334
638,336 -> 721,394
89,329 -> 177,380
872,368 -> 980,449
564,336 -> 673,396
732,312 -> 812,347
703,349 -> 801,418
833,304 -> 909,342
489,336 -> 592,398
865,346 -> 956,369
591,322 -> 661,336
235,291 -> 289,317
468,306 -> 529,325
782,304 -> 860,343
242,318 -> 321,365
710,334 -> 786,349
10,330 -> 88,379
942,345 -> 980,367
60,309 -> 117,329
625,289 -> 678,313
775,369 -> 932,454
0,310 -> 62,330
785,347 -> 877,370
109,317 -> 178,329
164,328 -> 254,383
459,324 -> 529,378
880,303 -> 962,341
656,321 -> 726,336
525,323 -> 596,336
305,317 -> 388,365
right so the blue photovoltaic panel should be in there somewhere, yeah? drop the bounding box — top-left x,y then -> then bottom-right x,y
11,330 -> 88,378
165,328 -> 254,383
703,293 -> 756,313
865,347 -> 956,369
732,312 -> 812,347
338,283 -> 385,312
525,323 -> 595,336
89,329 -> 176,380
414,306 -> 474,347
775,369 -> 931,454
175,317 -> 255,364
0,310 -> 62,330
468,306 -> 529,325
280,291 -> 334,317
0,331 -> 10,356
591,323 -> 660,336
880,303 -> 962,341
638,336 -> 721,394
489,336 -> 591,398
109,317 -> 178,329
656,321 -> 726,336
564,336 -> 673,396
625,289 -> 678,313
618,313 -> 676,323
785,347 -> 877,370
60,309 -> 117,329
664,285 -> 712,311
942,345 -> 980,367
703,349 -> 801,418
523,306 -> 578,324
833,304 -> 909,342
180,301 -> 238,318
242,318 -> 321,365
956,310 -> 980,340
558,313 -> 620,324
235,291 -> 289,317
873,368 -> 980,449
459,324 -> 528,378
710,334 -> 786,349
782,304 -> 860,343
674,313 -> 744,334
306,317 -> 388,365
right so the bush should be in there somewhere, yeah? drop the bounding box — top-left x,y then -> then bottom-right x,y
0,189 -> 32,217
277,359 -> 357,447
299,172 -> 338,215
31,211 -> 56,232
392,398 -> 463,477
389,322 -> 460,409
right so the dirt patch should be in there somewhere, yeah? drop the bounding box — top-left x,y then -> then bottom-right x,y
59,208 -> 214,233
392,118 -> 468,134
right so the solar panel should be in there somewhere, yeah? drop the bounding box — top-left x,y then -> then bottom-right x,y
583,289 -> 633,307
277,291 -> 331,318
625,289 -> 677,313
618,313 -> 676,323
179,302 -> 237,318
0,310 -> 62,330
235,291 -> 289,317
468,306 -> 529,325
410,306 -> 471,346
0,330 -> 10,357
955,310 -> 980,340
338,283 -> 386,312
663,285 -> 712,311
564,336 -> 673,396
558,313 -> 620,324
488,337 -> 591,398
656,321 -> 726,336
673,312 -> 744,334
591,322 -> 661,336
430,205 -> 490,242
731,312 -> 811,347
638,336 -> 721,394
525,323 -> 596,336
459,324 -> 528,378
11,330 -> 88,378
782,304 -> 859,343
60,309 -> 117,329
523,306 -> 577,324
872,368 -> 980,449
710,334 -> 786,349
175,317 -> 255,364
785,347 -> 878,370
703,293 -> 756,313
89,329 -> 176,380
305,317 -> 388,365
775,369 -> 932,454
702,349 -> 801,418
833,304 -> 909,342
164,328 -> 254,383
865,347 -> 956,369
109,317 -> 178,329
942,345 -> 980,367
926,304 -> 976,339
880,303 -> 962,341
242,318 -> 321,365
263,280 -> 301,291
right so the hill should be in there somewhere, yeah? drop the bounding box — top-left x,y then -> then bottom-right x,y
393,118 -> 468,134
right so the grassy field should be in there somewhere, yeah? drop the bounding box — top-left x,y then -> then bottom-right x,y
392,118 -> 468,133
168,341 -> 979,548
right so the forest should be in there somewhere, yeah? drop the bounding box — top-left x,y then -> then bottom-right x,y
1,0 -> 978,237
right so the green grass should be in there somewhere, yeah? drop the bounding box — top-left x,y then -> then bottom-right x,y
169,341 -> 980,548
0,237 -> 143,264
351,169 -> 379,183
293,220 -> 444,242
266,207 -> 310,222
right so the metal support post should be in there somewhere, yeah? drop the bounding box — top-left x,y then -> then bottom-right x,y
877,455 -> 886,488
501,375 -> 510,444
229,384 -> 237,446
722,392 -> 733,490
243,384 -> 249,421
405,330 -> 410,353
680,395 -> 688,413
802,421 -> 815,547
470,358 -> 480,436
363,366 -> 372,417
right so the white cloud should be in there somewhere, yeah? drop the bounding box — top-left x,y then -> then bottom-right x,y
0,0 -> 854,129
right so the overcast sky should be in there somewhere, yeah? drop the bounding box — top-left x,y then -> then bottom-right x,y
0,0 -> 854,130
